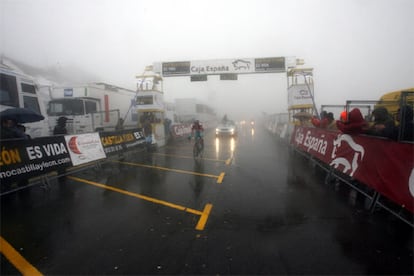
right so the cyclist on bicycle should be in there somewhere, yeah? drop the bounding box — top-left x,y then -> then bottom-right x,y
190,120 -> 204,150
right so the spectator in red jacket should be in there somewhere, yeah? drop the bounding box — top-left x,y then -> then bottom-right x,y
311,111 -> 329,128
336,108 -> 367,134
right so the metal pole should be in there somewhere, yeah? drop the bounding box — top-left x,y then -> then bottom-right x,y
304,74 -> 319,119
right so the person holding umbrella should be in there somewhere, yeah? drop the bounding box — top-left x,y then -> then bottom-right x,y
1,118 -> 28,140
0,118 -> 30,190
0,107 -> 44,140
51,117 -> 69,182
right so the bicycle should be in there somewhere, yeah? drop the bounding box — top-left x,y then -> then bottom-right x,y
192,136 -> 204,160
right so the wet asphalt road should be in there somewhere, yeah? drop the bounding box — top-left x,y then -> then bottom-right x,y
1,124 -> 413,275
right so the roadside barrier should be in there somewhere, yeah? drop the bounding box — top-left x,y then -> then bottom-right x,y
0,128 -> 146,195
267,124 -> 414,228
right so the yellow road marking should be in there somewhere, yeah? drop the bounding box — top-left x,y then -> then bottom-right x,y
217,172 -> 225,184
0,236 -> 43,276
67,176 -> 212,230
153,152 -> 228,163
112,160 -> 225,184
196,203 -> 213,230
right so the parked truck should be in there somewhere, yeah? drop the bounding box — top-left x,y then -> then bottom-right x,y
0,62 -> 50,138
47,82 -> 138,134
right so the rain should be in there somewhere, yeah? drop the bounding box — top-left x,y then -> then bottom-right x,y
1,0 -> 413,275
1,0 -> 413,119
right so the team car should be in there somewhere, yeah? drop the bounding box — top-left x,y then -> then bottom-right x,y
215,121 -> 237,137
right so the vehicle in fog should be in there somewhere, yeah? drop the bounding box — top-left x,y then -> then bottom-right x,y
47,82 -> 138,134
215,120 -> 237,137
0,62 -> 49,138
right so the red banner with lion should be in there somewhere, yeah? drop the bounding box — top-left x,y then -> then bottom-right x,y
290,126 -> 414,213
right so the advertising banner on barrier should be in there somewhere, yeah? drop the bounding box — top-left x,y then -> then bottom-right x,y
0,136 -> 73,184
290,126 -> 414,213
170,124 -> 192,139
99,128 -> 146,156
65,133 -> 106,166
0,129 -> 146,184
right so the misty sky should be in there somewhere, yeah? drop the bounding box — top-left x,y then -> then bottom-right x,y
1,0 -> 413,119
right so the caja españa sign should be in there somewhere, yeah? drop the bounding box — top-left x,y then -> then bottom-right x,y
291,126 -> 414,213
158,57 -> 290,76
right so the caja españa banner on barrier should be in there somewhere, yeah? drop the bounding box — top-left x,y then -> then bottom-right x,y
170,124 -> 192,138
99,128 -> 146,156
290,126 -> 414,213
0,136 -> 73,184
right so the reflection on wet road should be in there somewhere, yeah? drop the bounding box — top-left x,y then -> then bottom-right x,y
1,124 -> 413,275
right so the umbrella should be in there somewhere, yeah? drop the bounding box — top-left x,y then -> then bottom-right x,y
292,111 -> 313,119
0,107 -> 45,123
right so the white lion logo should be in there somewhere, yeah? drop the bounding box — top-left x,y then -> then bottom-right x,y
330,134 -> 365,177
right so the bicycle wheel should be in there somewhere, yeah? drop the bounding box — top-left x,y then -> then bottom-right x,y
198,142 -> 203,158
193,142 -> 199,159
194,139 -> 204,160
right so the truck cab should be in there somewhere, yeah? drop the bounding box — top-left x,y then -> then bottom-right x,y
0,63 -> 49,138
47,97 -> 111,133
48,84 -> 137,134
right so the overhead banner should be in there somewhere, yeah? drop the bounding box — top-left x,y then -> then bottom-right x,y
99,128 -> 146,156
290,126 -> 414,214
162,61 -> 191,76
0,136 -> 72,184
288,84 -> 314,107
155,56 -> 295,77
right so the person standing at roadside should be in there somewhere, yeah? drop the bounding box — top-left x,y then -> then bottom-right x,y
311,111 -> 329,128
326,112 -> 338,130
394,105 -> 414,141
143,117 -> 154,150
53,117 -> 68,135
366,107 -> 395,138
1,118 -> 28,140
115,118 -> 124,131
53,117 -> 68,182
336,108 -> 367,134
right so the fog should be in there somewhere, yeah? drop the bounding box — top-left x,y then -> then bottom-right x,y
1,0 -> 413,120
